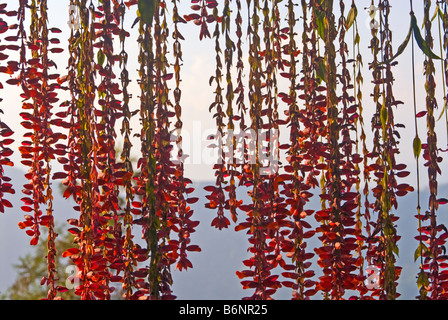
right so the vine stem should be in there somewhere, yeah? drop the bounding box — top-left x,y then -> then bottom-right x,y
437,4 -> 448,146
410,0 -> 425,299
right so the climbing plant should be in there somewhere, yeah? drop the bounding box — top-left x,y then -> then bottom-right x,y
1,0 -> 448,300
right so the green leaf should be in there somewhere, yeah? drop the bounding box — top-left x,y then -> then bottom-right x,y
70,34 -> 82,51
354,32 -> 360,45
380,103 -> 388,128
97,49 -> 105,67
392,242 -> 399,257
411,14 -> 442,60
138,0 -> 156,27
438,99 -> 447,121
413,136 -> 422,159
417,271 -> 429,289
438,7 -> 445,21
414,242 -> 428,262
315,9 -> 325,40
346,6 -> 357,30
384,17 -> 413,64
384,13 -> 441,64
430,5 -> 443,23
316,59 -> 326,84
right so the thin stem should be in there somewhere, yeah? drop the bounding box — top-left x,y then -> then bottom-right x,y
410,1 -> 424,296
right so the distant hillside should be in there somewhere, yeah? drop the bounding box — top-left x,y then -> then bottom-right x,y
0,166 -> 78,296
172,181 -> 448,300
1,166 -> 447,299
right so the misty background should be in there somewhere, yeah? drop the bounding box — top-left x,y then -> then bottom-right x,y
1,164 -> 446,300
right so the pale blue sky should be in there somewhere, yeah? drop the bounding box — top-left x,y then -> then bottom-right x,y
1,0 -> 444,184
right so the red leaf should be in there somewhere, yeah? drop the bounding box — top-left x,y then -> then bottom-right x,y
396,171 -> 410,178
186,197 -> 199,204
186,245 -> 201,252
110,276 -> 122,282
236,270 -> 254,279
50,48 -> 64,53
30,236 -> 38,246
2,199 -> 12,208
282,272 -> 299,279
235,222 -> 251,232
132,201 -> 142,208
341,192 -> 358,200
1,138 -> 14,145
49,28 -> 62,33
304,289 -> 317,296
282,281 -> 298,289
416,111 -> 427,118
241,280 -> 257,289
6,78 -> 19,85
303,230 -> 316,239
67,227 -> 80,235
203,185 -> 216,192
113,171 -> 128,178
21,206 -> 32,212
184,14 -> 201,22
52,172 -> 67,179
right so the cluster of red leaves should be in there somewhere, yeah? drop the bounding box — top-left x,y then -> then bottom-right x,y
361,1 -> 405,300
186,0 -> 424,300
56,1 -> 113,300
184,0 -> 218,40
6,0 -> 66,299
276,1 -> 325,300
416,0 -> 448,300
303,0 -> 361,299
205,4 -> 233,231
0,3 -> 16,215
110,0 -> 200,300
3,0 -> 202,300
16,5 -> 65,247
117,0 -> 136,300
3,0 -> 448,301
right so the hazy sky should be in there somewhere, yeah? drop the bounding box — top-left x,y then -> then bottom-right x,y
1,0 -> 445,185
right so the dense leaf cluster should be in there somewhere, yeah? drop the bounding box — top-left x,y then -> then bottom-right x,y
1,0 -> 448,300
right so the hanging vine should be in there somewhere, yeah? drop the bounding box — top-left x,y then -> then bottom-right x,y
4,0 -> 448,301
130,0 -> 200,300
117,0 -> 136,299
0,2 -> 15,219
279,0 -> 317,300
365,0 -> 407,300
418,0 -> 448,300
62,0 -> 103,300
347,0 -> 370,299
15,0 -> 66,299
